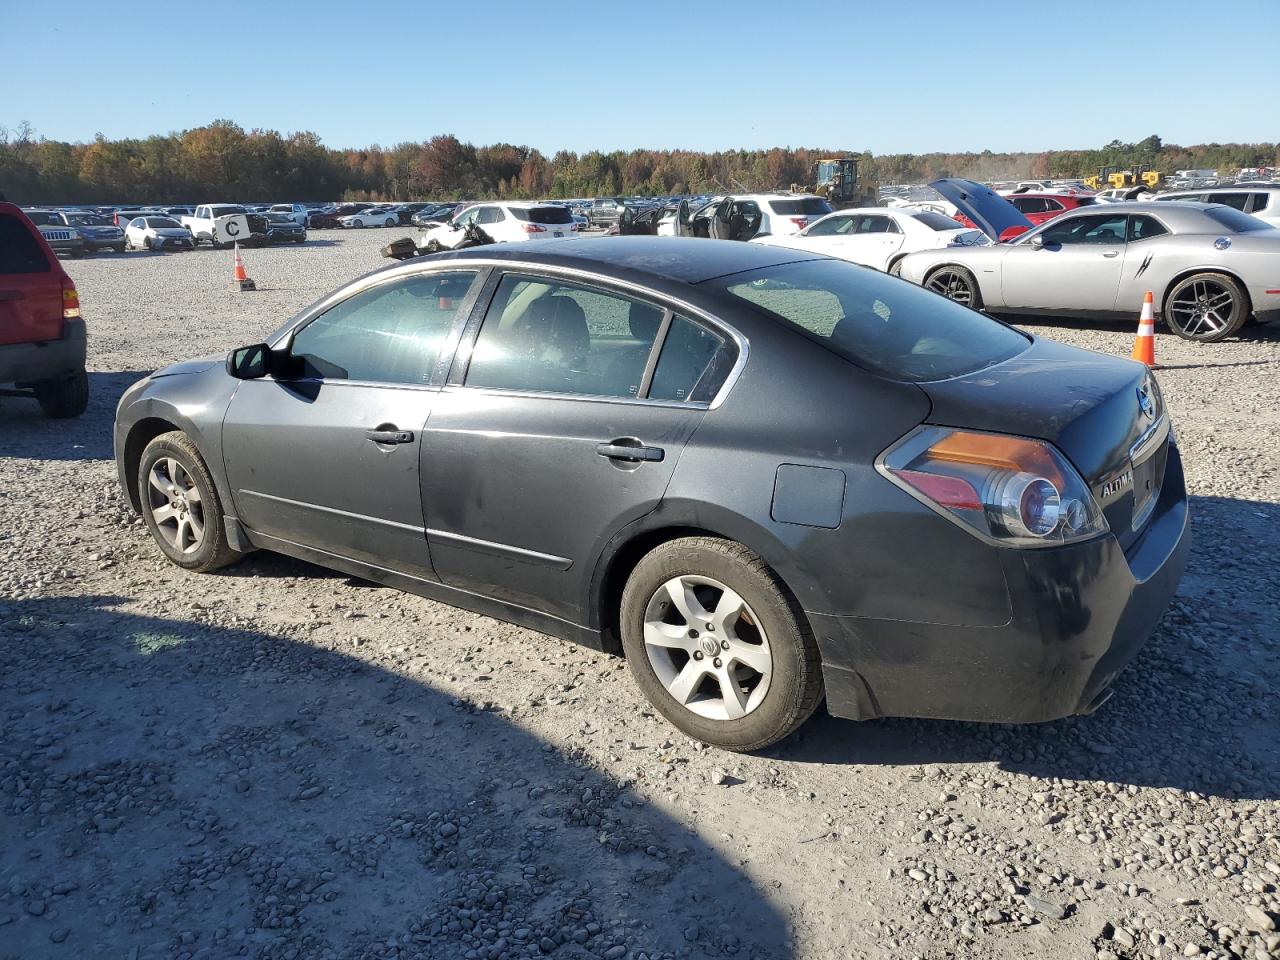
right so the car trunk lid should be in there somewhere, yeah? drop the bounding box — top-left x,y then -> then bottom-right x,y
921,337 -> 1168,551
930,178 -> 1035,242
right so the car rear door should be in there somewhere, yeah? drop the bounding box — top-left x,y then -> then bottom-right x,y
0,207 -> 63,347
221,269 -> 483,575
1000,212 -> 1129,313
420,270 -> 738,622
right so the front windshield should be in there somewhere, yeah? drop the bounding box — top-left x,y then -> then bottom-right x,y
710,259 -> 1028,382
147,217 -> 181,228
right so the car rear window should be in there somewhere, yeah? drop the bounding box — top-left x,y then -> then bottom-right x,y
910,211 -> 964,231
711,259 -> 1028,382
0,213 -> 52,274
1204,206 -> 1271,232
510,206 -> 574,225
768,198 -> 834,216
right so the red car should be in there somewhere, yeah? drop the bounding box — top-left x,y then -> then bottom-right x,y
0,200 -> 88,417
955,193 -> 1097,231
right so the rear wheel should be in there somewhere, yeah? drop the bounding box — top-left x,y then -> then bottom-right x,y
384,217 -> 396,227
620,537 -> 822,752
35,369 -> 89,418
924,265 -> 982,309
1163,273 -> 1249,342
137,431 -> 242,573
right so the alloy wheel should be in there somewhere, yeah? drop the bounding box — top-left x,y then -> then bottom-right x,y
926,269 -> 973,305
1168,278 -> 1236,339
146,458 -> 206,555
642,575 -> 773,721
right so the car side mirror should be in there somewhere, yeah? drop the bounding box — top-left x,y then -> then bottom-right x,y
227,343 -> 269,379
1028,234 -> 1045,249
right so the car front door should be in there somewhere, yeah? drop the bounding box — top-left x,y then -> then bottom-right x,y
420,270 -> 738,622
1000,212 -> 1129,313
221,269 -> 483,575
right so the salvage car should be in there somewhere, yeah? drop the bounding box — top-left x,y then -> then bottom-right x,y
55,211 -> 127,253
660,194 -> 833,241
898,179 -> 1280,341
23,210 -> 87,258
113,237 -> 1188,751
124,216 -> 195,251
1154,186 -> 1280,228
263,212 -> 308,243
417,202 -> 577,250
1,201 -> 88,417
956,192 -> 1097,230
751,207 -> 988,274
339,206 -> 398,228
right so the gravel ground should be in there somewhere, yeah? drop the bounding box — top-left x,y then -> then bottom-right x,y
1,229 -> 1278,960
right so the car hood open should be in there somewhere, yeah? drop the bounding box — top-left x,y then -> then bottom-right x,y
929,178 -> 1033,241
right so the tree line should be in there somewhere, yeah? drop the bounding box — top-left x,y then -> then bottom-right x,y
2,121 -> 1276,205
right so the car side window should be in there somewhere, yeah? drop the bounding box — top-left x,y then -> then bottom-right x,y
1040,214 -> 1127,245
649,316 -> 729,403
465,274 -> 666,398
1128,216 -> 1168,242
805,215 -> 852,237
477,207 -> 504,224
289,271 -> 478,385
1208,192 -> 1249,211
1248,193 -> 1272,213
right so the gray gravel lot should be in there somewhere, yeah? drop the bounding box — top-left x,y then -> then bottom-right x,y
2,229 -> 1278,960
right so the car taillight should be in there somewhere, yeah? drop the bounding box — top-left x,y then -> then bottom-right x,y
523,223 -> 547,233
879,426 -> 1107,548
62,279 -> 80,320
789,217 -> 809,229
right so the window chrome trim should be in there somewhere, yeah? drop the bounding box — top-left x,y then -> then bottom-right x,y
329,256 -> 750,410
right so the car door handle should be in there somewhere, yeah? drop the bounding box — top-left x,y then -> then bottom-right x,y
1102,251 -> 1120,258
596,442 -> 665,463
365,428 -> 415,444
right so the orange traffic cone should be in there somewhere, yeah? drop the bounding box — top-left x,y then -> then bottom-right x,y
1131,291 -> 1155,367
233,242 -> 256,291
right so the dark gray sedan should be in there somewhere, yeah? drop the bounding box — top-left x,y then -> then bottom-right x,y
114,238 -> 1189,751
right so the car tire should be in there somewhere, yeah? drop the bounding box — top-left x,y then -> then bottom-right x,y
1162,272 -> 1250,343
137,431 -> 243,573
887,257 -> 906,277
923,265 -> 983,309
34,369 -> 89,419
113,244 -> 126,253
144,236 -> 153,250
619,537 -> 822,752
385,218 -> 395,227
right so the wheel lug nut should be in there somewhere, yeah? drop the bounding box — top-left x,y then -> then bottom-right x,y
713,658 -> 722,668
693,651 -> 703,661
721,640 -> 729,650
706,623 -> 714,632
687,629 -> 699,639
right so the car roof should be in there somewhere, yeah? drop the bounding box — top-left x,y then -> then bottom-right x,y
428,236 -> 817,284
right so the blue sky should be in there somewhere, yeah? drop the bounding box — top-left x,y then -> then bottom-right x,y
4,0 -> 1275,154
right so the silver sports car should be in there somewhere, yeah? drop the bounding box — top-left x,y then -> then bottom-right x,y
898,179 -> 1280,342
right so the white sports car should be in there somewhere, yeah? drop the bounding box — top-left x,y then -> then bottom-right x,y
751,207 -> 987,274
898,179 -> 1280,342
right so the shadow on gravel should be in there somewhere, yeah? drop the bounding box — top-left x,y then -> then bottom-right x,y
0,594 -> 786,960
783,493 -> 1280,802
0,371 -> 149,460
1007,313 -> 1280,345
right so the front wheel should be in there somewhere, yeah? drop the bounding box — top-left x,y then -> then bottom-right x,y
924,265 -> 982,309
35,369 -> 89,418
384,218 -> 396,227
1163,273 -> 1250,342
137,431 -> 243,572
620,537 -> 822,752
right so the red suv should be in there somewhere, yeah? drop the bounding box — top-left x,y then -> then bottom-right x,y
0,201 -> 88,417
956,193 -> 1097,231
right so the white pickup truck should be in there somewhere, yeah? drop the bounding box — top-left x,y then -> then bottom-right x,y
180,204 -> 254,248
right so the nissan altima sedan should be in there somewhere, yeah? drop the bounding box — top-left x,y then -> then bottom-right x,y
898,179 -> 1280,342
114,238 -> 1189,751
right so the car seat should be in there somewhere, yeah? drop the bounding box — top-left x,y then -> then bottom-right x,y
603,302 -> 663,397
508,294 -> 591,391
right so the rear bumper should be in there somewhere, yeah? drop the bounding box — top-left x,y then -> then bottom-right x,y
0,319 -> 87,386
814,439 -> 1190,724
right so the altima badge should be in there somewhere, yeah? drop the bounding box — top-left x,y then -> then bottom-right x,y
1101,471 -> 1134,499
